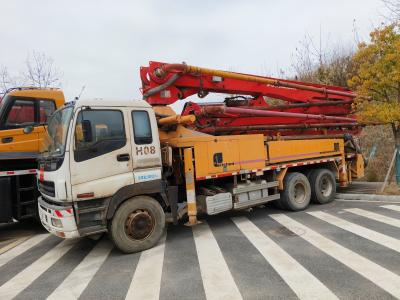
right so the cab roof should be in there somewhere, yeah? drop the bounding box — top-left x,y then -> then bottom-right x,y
6,87 -> 65,108
73,99 -> 152,108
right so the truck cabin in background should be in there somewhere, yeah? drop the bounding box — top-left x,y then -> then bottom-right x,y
0,88 -> 65,223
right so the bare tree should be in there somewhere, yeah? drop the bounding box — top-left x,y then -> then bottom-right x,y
0,65 -> 22,95
0,66 -> 10,95
24,51 -> 62,88
382,0 -> 400,20
0,51 -> 62,96
291,33 -> 354,87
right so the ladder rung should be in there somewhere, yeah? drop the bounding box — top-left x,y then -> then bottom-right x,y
18,187 -> 35,192
20,200 -> 36,206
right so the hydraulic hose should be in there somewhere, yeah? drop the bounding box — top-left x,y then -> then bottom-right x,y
143,73 -> 181,100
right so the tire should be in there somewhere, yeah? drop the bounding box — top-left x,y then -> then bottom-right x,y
309,168 -> 336,204
279,172 -> 311,211
109,195 -> 165,253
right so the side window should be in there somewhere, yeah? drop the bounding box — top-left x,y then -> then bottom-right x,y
132,111 -> 152,144
39,100 -> 56,123
6,99 -> 35,127
74,110 -> 126,162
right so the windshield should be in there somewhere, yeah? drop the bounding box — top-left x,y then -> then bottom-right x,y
42,106 -> 74,156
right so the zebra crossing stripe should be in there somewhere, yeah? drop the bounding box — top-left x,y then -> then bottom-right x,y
381,205 -> 400,212
47,239 -> 113,300
192,222 -> 243,300
344,208 -> 400,228
270,214 -> 400,299
125,234 -> 167,300
0,239 -> 76,299
232,217 -> 338,300
0,234 -> 49,268
308,211 -> 400,253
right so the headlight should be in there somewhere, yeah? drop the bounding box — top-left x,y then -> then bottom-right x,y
51,218 -> 62,228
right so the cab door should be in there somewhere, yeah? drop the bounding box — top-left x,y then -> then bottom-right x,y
128,108 -> 162,184
0,98 -> 56,158
0,98 -> 38,158
70,108 -> 134,199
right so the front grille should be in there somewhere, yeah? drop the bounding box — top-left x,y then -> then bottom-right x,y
38,180 -> 55,197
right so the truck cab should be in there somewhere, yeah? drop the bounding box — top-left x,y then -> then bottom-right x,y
0,88 -> 65,159
38,100 -> 163,245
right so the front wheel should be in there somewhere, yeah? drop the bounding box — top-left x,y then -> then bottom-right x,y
109,195 -> 165,253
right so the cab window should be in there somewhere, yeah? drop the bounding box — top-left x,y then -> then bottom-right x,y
39,100 -> 56,123
132,111 -> 152,144
6,99 -> 35,126
74,110 -> 126,162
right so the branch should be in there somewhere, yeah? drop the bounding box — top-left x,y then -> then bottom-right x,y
24,51 -> 62,88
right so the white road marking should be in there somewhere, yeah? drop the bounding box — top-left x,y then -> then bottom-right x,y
47,239 -> 113,300
125,234 -> 167,300
308,211 -> 400,253
232,217 -> 338,300
0,239 -> 76,300
192,222 -> 242,300
381,205 -> 400,212
0,234 -> 49,268
344,208 -> 400,228
271,214 -> 400,299
336,199 -> 400,204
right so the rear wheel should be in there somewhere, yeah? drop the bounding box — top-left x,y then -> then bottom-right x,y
109,196 -> 165,253
309,168 -> 336,204
279,172 -> 311,211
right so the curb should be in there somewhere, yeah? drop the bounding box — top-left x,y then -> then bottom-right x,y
336,193 -> 400,201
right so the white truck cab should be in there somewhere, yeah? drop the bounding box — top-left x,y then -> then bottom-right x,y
38,99 -> 166,252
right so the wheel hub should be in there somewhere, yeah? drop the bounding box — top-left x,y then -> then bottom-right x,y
125,210 -> 155,241
293,182 -> 306,204
320,175 -> 333,197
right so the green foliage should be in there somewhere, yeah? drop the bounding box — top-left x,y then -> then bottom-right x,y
348,23 -> 400,125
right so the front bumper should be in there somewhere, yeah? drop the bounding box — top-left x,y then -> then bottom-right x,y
38,197 -> 80,239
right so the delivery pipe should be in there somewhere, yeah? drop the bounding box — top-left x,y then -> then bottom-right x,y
200,123 -> 361,134
196,105 -> 357,122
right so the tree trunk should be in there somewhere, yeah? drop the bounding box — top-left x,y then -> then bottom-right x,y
392,124 -> 400,186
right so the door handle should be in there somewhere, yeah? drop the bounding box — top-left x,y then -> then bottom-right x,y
117,153 -> 130,161
1,137 -> 13,144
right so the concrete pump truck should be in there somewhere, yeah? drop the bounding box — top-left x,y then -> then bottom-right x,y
37,62 -> 365,253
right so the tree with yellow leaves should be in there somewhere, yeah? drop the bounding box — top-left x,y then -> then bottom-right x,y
348,23 -> 400,185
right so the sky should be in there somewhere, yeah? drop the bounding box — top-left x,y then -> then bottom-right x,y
0,0 -> 387,112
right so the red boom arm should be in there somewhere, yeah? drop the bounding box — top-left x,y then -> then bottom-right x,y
140,61 -> 361,137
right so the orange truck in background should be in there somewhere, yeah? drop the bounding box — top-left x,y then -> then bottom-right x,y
0,88 -> 64,222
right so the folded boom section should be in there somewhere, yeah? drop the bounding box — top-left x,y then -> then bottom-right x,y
141,61 -> 361,137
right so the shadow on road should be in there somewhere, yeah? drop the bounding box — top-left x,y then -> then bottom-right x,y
0,220 -> 46,251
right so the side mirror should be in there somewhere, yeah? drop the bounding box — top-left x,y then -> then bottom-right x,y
82,120 -> 93,143
23,125 -> 34,134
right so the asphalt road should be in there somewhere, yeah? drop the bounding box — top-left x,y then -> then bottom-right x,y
0,198 -> 400,300
337,181 -> 382,194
